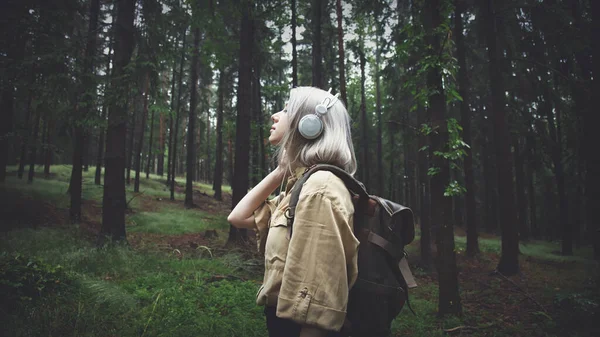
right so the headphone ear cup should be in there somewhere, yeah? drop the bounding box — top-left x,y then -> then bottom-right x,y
298,114 -> 323,139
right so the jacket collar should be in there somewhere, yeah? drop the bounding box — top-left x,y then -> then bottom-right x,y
284,166 -> 308,193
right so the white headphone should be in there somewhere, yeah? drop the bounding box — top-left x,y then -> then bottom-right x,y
298,90 -> 340,140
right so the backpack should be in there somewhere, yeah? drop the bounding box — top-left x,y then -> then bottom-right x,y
287,164 -> 417,337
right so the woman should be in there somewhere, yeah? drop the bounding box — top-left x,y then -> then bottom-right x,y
228,87 -> 359,337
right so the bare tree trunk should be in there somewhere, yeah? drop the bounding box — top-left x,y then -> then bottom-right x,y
158,107 -> 165,176
166,57 -> 178,183
525,128 -> 537,239
28,109 -> 42,183
43,116 -> 53,178
82,134 -> 89,172
454,0 -> 478,256
311,0 -> 323,88
388,125 -> 396,201
18,92 -> 33,179
229,0 -> 253,244
70,125 -> 84,223
206,95 -> 211,183
134,72 -> 150,192
96,3 -> 116,185
185,26 -> 201,208
359,49 -> 369,188
100,0 -> 136,243
213,67 -> 225,201
170,26 -> 187,201
513,135 -> 528,244
146,84 -> 156,179
126,93 -> 136,185
543,86 -> 571,255
483,0 -> 519,275
375,36 -> 384,196
291,0 -> 298,87
335,0 -> 346,104
417,87 -> 432,270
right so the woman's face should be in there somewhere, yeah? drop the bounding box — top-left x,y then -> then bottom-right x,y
269,105 -> 289,145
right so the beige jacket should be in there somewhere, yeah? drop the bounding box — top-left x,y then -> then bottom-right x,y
253,167 -> 359,332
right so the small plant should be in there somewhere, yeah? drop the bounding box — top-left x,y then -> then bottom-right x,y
0,252 -> 71,304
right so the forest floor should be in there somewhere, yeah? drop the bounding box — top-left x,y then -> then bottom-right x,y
1,165 -> 599,337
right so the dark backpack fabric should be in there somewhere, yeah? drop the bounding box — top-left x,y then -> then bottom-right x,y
287,164 -> 416,337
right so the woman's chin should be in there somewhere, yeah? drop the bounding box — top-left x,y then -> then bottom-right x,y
268,135 -> 281,146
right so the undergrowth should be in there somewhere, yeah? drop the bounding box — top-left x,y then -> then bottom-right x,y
1,165 -> 599,337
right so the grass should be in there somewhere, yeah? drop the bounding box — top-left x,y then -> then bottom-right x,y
128,204 -> 229,235
0,228 -> 266,337
452,235 -> 595,264
1,165 -> 599,337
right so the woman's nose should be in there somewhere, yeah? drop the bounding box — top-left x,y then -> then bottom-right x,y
271,112 -> 279,123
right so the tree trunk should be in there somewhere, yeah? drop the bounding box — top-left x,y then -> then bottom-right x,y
229,0 -> 253,244
375,37 -> 384,197
311,0 -> 323,88
95,2 -> 116,185
206,95 -> 211,183
185,26 -> 201,208
70,125 -> 84,223
166,56 -> 178,183
590,0 -> 599,258
27,109 -> 42,183
18,92 -> 33,179
255,65 -> 266,181
213,67 -> 225,201
513,135 -> 528,242
126,93 -> 136,185
251,68 -> 259,187
170,25 -> 188,201
0,83 -> 14,182
0,4 -> 26,183
228,134 -> 233,188
417,87 -> 432,270
82,134 -> 89,172
424,0 -> 461,315
95,100 -> 107,185
158,106 -> 165,176
359,50 -> 369,188
100,0 -> 136,243
335,0 -> 347,104
134,72 -> 150,192
454,0 -> 478,256
146,85 -> 156,179
291,0 -> 298,87
480,107 -> 498,233
483,0 -> 519,275
43,116 -> 53,178
543,87 -> 571,255
388,125 -> 396,201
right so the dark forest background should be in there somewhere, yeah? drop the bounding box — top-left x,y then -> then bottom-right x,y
0,0 -> 598,336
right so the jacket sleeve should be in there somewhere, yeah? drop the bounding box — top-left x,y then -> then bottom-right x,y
253,193 -> 284,254
276,192 -> 358,332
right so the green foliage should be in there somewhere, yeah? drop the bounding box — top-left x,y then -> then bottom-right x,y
554,291 -> 600,333
444,180 -> 466,197
0,226 -> 267,337
392,282 -> 464,336
0,252 -> 71,304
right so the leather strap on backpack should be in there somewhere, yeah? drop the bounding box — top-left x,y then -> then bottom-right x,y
286,164 -> 369,235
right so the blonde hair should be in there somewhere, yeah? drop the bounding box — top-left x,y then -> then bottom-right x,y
276,86 -> 357,175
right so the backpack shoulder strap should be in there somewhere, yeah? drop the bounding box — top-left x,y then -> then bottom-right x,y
286,164 -> 368,232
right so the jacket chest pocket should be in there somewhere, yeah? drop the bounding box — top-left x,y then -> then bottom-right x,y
264,209 -> 290,266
